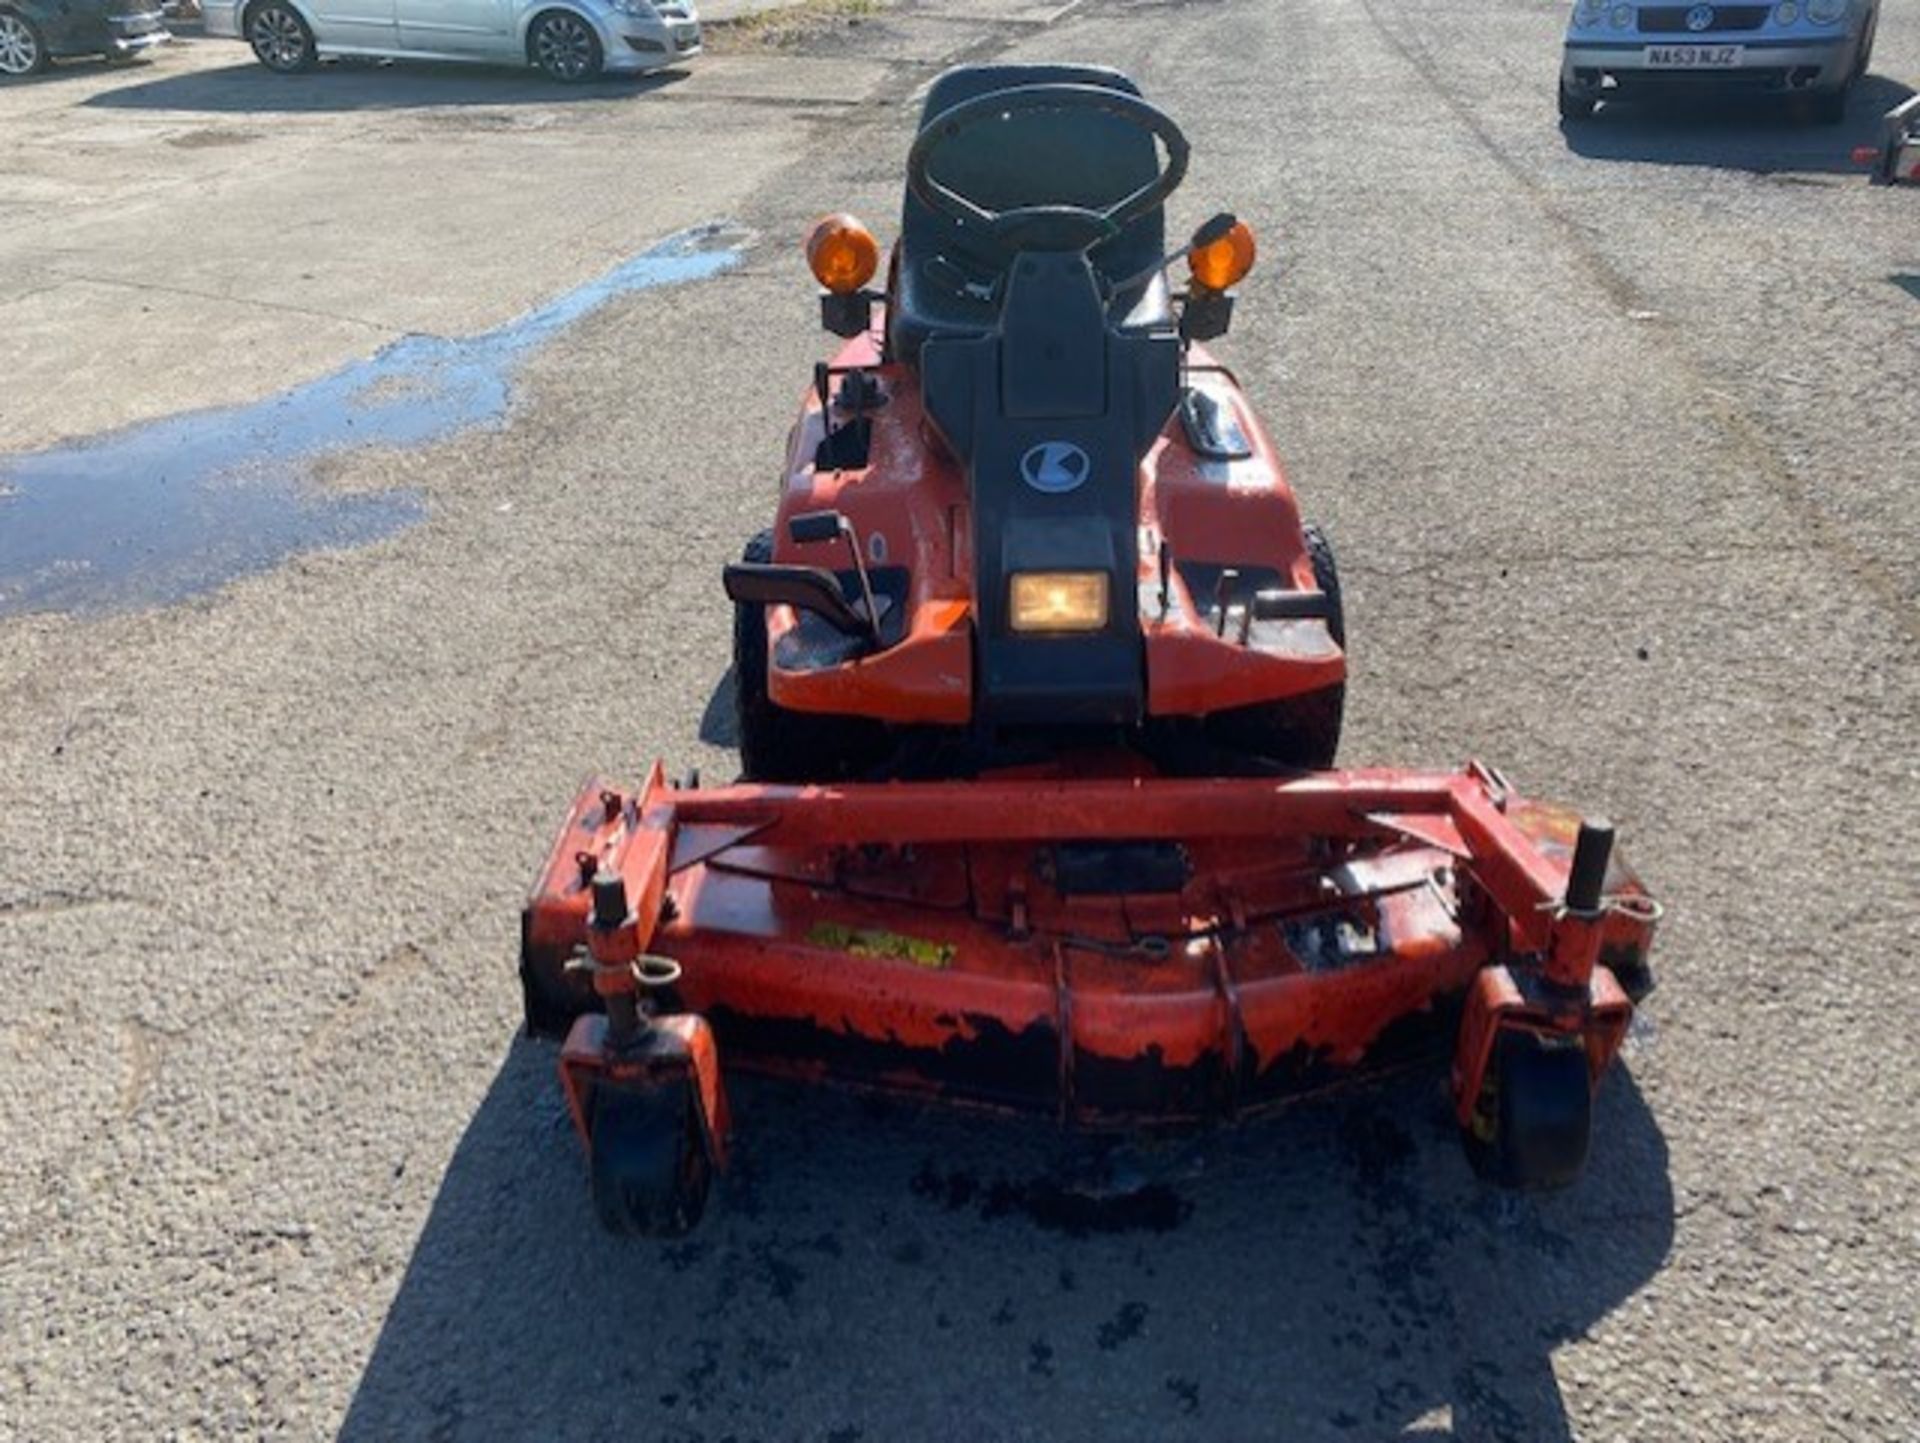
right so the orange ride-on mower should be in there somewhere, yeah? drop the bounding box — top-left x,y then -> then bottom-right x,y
519,65 -> 1662,1236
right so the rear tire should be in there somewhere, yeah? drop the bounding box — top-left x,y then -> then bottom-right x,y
246,0 -> 315,72
1201,523 -> 1346,771
733,530 -> 889,782
528,9 -> 602,83
1558,80 -> 1597,121
0,10 -> 48,76
589,1080 -> 711,1237
1461,1030 -> 1593,1191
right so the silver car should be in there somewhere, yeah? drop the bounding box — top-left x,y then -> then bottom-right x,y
1561,0 -> 1880,122
203,0 -> 698,82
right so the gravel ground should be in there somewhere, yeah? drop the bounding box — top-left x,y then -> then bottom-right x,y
2,0 -> 1917,1438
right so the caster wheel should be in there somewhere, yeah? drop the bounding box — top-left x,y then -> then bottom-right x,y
1462,1029 -> 1592,1191
589,1078 -> 711,1236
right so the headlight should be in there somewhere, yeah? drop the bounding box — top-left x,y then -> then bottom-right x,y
1009,573 -> 1108,634
1609,3 -> 1634,28
1805,0 -> 1846,22
607,0 -> 655,16
1774,0 -> 1799,20
1573,0 -> 1606,25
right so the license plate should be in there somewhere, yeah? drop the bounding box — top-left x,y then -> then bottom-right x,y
1644,44 -> 1744,67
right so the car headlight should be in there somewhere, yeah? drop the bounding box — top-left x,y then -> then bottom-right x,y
1009,573 -> 1108,634
1573,0 -> 1607,25
1804,0 -> 1846,22
607,0 -> 656,16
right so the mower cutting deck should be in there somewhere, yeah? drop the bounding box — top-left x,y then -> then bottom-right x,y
517,63 -> 1662,1236
523,762 -> 1658,1233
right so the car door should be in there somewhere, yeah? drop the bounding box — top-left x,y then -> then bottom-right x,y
395,0 -> 511,54
304,0 -> 397,51
301,0 -> 395,51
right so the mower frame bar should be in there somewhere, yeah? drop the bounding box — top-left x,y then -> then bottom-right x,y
556,764 -> 1604,976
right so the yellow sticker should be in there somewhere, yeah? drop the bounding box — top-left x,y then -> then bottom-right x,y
807,922 -> 955,970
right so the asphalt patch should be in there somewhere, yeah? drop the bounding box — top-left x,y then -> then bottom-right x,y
911,1160 -> 1192,1236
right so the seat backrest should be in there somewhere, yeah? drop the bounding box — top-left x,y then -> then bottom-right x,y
901,63 -> 1168,292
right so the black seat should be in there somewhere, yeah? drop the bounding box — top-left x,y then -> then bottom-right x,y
889,63 -> 1173,366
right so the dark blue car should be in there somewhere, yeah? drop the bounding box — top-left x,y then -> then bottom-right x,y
0,0 -> 168,75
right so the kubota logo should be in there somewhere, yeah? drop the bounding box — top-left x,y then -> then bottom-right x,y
1019,441 -> 1092,494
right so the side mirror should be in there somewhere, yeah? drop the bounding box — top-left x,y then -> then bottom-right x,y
723,563 -> 870,638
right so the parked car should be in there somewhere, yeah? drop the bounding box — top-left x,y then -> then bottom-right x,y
1561,0 -> 1880,122
202,0 -> 697,81
0,0 -> 167,75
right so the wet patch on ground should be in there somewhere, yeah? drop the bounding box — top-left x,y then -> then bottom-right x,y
1095,1301 -> 1148,1351
0,222 -> 746,618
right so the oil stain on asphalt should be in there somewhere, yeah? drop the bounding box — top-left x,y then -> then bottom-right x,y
0,223 -> 746,619
910,1159 -> 1193,1237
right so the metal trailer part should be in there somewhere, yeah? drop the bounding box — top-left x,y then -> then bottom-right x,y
1854,93 -> 1920,182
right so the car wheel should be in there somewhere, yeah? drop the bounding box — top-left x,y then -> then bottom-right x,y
529,10 -> 601,83
247,0 -> 315,72
0,9 -> 47,77
1558,80 -> 1597,122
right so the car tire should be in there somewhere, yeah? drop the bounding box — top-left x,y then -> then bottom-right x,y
246,0 -> 315,72
1558,80 -> 1597,122
1852,9 -> 1876,79
528,9 -> 602,83
0,9 -> 48,77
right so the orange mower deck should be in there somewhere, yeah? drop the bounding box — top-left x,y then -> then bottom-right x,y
521,761 -> 1658,1226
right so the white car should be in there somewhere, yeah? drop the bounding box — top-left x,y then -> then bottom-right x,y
203,0 -> 698,82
